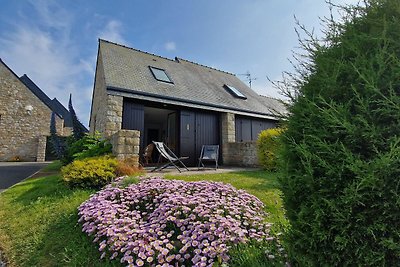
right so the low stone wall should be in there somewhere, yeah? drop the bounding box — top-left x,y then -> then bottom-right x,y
110,129 -> 140,167
222,141 -> 259,167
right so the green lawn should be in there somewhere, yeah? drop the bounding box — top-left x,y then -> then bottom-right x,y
0,164 -> 119,267
0,165 -> 287,266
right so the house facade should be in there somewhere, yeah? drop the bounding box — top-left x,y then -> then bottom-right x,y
0,59 -> 73,162
90,39 -> 285,166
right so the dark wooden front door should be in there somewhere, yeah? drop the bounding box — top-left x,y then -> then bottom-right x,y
122,101 -> 145,148
180,110 -> 219,166
180,111 -> 195,165
195,112 -> 219,161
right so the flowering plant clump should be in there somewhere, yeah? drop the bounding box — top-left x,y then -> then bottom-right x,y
78,177 -> 280,266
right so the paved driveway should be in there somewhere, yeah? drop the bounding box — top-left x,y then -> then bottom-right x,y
0,162 -> 49,192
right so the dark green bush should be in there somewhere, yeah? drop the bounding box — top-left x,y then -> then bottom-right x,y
62,132 -> 112,165
257,128 -> 283,171
278,0 -> 400,265
61,156 -> 118,189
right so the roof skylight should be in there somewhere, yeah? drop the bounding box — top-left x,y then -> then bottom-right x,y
149,66 -> 173,83
224,84 -> 247,99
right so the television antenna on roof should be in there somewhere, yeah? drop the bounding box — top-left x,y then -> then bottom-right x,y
237,71 -> 257,88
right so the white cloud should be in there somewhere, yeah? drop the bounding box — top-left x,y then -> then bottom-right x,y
98,20 -> 127,45
0,1 -> 94,126
33,1 -> 71,29
165,41 -> 176,51
0,6 -> 131,127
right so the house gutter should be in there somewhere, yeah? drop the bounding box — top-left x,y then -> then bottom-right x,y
106,86 -> 282,121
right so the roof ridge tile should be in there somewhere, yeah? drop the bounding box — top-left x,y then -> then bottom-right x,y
175,57 -> 235,76
99,39 -> 235,76
99,38 -> 177,63
258,94 -> 285,102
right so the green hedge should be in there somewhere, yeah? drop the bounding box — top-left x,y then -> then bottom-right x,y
61,156 -> 118,189
257,128 -> 283,171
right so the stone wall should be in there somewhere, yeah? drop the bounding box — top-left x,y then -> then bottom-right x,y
220,112 -> 259,167
223,141 -> 259,167
90,50 -> 123,139
0,60 -> 64,162
110,129 -> 140,167
62,126 -> 73,137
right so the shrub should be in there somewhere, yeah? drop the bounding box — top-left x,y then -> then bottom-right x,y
278,0 -> 400,265
115,159 -> 144,177
78,178 -> 286,266
62,132 -> 112,165
257,128 -> 283,171
61,156 -> 118,189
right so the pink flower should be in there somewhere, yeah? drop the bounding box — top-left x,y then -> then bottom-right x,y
136,258 -> 144,266
78,177 -> 277,266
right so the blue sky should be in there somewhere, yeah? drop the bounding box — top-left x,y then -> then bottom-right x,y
0,0 -> 357,127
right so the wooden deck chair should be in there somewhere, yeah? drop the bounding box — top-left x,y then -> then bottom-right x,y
142,143 -> 154,165
198,145 -> 219,170
151,142 -> 189,172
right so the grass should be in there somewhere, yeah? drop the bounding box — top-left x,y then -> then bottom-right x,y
165,170 -> 288,233
0,167 -> 288,266
41,160 -> 63,172
0,169 -> 119,266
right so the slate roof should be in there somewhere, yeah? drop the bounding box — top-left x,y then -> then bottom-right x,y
50,97 -> 73,127
99,39 -> 286,120
19,75 -> 88,131
19,75 -> 67,122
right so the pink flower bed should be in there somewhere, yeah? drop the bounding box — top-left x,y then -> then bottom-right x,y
78,177 -> 276,266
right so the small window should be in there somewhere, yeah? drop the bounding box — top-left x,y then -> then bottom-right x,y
224,84 -> 247,99
149,66 -> 173,83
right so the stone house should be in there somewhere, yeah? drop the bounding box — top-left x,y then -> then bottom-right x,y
90,39 -> 286,166
0,58 -> 78,162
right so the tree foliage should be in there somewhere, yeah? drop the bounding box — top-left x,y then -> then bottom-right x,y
62,132 -> 112,165
68,94 -> 87,141
278,0 -> 400,265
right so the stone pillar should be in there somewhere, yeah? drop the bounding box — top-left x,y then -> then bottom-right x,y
110,129 -> 140,167
221,113 -> 235,144
221,113 -> 235,165
104,95 -> 123,138
36,135 -> 47,162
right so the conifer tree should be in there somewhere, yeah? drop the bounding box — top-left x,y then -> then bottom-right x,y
278,0 -> 400,265
68,94 -> 87,140
49,111 -> 65,159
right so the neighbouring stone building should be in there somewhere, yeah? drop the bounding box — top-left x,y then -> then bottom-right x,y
0,58 -> 80,162
90,39 -> 286,167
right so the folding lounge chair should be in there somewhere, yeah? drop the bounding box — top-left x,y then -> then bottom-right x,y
198,145 -> 219,170
151,141 -> 189,172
